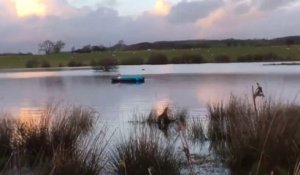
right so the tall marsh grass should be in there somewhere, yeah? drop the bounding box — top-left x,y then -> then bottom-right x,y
208,96 -> 300,174
110,127 -> 182,175
0,105 -> 109,175
294,160 -> 300,175
188,119 -> 206,144
0,118 -> 14,170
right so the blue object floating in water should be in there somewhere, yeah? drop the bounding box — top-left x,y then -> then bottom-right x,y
111,75 -> 145,84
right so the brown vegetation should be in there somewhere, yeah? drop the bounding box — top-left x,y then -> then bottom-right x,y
0,105 -> 108,175
208,96 -> 300,174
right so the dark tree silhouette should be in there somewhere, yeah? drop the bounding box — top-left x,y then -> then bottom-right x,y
39,40 -> 54,54
53,40 -> 65,53
39,40 -> 65,54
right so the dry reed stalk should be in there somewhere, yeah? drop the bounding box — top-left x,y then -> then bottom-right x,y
294,160 -> 300,175
177,122 -> 195,175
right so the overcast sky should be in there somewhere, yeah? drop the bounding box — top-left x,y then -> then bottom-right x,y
0,0 -> 300,52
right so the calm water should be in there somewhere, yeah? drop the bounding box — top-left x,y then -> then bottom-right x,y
0,62 -> 300,121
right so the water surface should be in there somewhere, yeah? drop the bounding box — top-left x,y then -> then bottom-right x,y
0,63 -> 300,120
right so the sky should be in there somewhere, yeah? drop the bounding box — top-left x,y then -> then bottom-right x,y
0,0 -> 300,53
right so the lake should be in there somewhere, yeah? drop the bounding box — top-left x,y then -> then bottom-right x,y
0,62 -> 300,121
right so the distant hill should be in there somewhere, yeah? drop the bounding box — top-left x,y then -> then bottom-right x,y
270,36 -> 300,45
125,36 -> 300,50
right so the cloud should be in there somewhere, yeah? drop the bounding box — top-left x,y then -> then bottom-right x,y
197,1 -> 259,29
0,0 -> 300,53
196,0 -> 300,39
253,0 -> 298,10
0,4 -> 198,52
102,0 -> 118,6
168,0 -> 223,23
152,0 -> 172,16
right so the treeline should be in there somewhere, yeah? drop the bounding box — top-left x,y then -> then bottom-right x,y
125,36 -> 300,50
122,52 -> 289,64
60,36 -> 300,54
71,40 -> 125,53
2,36 -> 299,56
71,45 -> 108,53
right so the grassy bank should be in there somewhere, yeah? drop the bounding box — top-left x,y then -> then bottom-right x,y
0,45 -> 299,68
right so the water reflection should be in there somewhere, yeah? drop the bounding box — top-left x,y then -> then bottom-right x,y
4,71 -> 59,79
0,64 -> 300,120
153,98 -> 172,116
17,107 -> 43,125
39,77 -> 65,91
197,84 -> 227,105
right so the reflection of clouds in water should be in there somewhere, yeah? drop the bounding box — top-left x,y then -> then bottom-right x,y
4,71 -> 59,79
153,98 -> 172,115
159,64 -> 173,74
195,75 -> 264,106
17,107 -> 44,125
197,83 -> 229,105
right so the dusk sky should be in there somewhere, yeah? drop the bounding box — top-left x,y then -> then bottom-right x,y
0,0 -> 300,52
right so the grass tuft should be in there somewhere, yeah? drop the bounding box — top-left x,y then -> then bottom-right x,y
208,96 -> 300,174
188,119 -> 206,144
0,105 -> 109,175
110,127 -> 182,175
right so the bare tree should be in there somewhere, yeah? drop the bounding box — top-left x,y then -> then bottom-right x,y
53,40 -> 65,53
38,40 -> 65,54
39,40 -> 54,54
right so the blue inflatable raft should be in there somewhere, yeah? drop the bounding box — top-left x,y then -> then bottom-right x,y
111,75 -> 145,84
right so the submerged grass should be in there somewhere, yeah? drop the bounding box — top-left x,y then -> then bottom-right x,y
141,107 -> 188,124
110,127 -> 182,175
188,119 -> 207,144
208,96 -> 300,174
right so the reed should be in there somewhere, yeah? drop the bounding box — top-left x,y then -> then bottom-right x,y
188,119 -> 206,144
294,160 -> 300,175
208,96 -> 300,174
0,105 -> 109,175
0,118 -> 14,170
110,127 -> 182,175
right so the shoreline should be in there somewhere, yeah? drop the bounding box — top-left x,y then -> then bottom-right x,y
0,61 -> 300,73
0,66 -> 93,73
263,62 -> 300,66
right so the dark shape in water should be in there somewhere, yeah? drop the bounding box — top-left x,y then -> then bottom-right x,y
157,107 -> 171,131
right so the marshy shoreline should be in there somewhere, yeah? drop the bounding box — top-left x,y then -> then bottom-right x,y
1,96 -> 299,175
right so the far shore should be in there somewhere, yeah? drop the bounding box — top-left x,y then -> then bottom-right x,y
0,45 -> 299,70
1,60 -> 300,73
0,66 -> 92,73
263,62 -> 300,66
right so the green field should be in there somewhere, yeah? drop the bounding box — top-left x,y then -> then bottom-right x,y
0,45 -> 300,68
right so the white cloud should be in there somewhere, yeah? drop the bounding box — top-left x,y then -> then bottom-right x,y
0,0 -> 299,53
253,0 -> 299,10
168,0 -> 223,23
